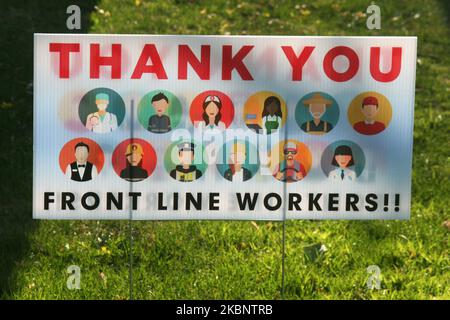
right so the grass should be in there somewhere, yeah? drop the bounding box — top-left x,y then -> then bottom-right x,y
0,0 -> 449,299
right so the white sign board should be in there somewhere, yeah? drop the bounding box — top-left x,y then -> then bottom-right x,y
33,34 -> 417,220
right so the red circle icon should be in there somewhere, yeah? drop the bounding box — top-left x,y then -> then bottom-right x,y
189,90 -> 235,128
59,138 -> 105,181
112,138 -> 157,182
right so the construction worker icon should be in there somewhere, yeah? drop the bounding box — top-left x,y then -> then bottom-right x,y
169,142 -> 203,182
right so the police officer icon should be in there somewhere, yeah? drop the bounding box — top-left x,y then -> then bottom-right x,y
65,142 -> 98,182
170,142 -> 203,182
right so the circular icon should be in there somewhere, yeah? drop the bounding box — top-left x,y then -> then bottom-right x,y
243,91 -> 287,135
295,92 -> 340,135
112,138 -> 157,182
164,140 -> 207,182
216,140 -> 259,182
348,91 -> 392,135
59,137 -> 104,182
78,87 -> 126,133
138,90 -> 183,133
321,140 -> 365,181
189,90 -> 235,133
270,140 -> 312,183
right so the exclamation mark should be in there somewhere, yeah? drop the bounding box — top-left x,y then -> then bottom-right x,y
394,194 -> 400,212
383,194 -> 389,212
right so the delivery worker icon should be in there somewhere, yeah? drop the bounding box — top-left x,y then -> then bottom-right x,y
273,142 -> 307,182
86,93 -> 118,133
347,92 -> 392,136
170,142 -> 203,182
353,96 -> 386,135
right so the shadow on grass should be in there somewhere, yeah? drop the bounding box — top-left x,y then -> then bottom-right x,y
438,0 -> 450,28
0,0 -> 97,298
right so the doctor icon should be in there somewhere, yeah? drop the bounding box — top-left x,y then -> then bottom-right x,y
86,93 -> 118,133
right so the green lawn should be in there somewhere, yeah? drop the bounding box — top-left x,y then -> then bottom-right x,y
0,0 -> 449,299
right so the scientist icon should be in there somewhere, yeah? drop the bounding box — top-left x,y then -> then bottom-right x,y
328,145 -> 357,181
321,140 -> 365,181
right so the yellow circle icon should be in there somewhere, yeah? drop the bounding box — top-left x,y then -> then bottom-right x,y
243,91 -> 287,134
348,91 -> 392,136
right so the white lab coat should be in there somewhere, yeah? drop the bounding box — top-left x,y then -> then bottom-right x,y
196,121 -> 226,135
328,168 -> 356,181
88,112 -> 118,133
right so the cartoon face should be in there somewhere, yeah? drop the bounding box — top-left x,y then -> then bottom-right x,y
75,146 -> 89,163
285,151 -> 296,161
334,154 -> 352,168
152,99 -> 169,115
95,100 -> 109,111
309,103 -> 326,119
179,150 -> 194,166
361,104 -> 379,120
205,102 -> 219,117
127,152 -> 142,166
266,101 -> 278,114
231,150 -> 246,165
